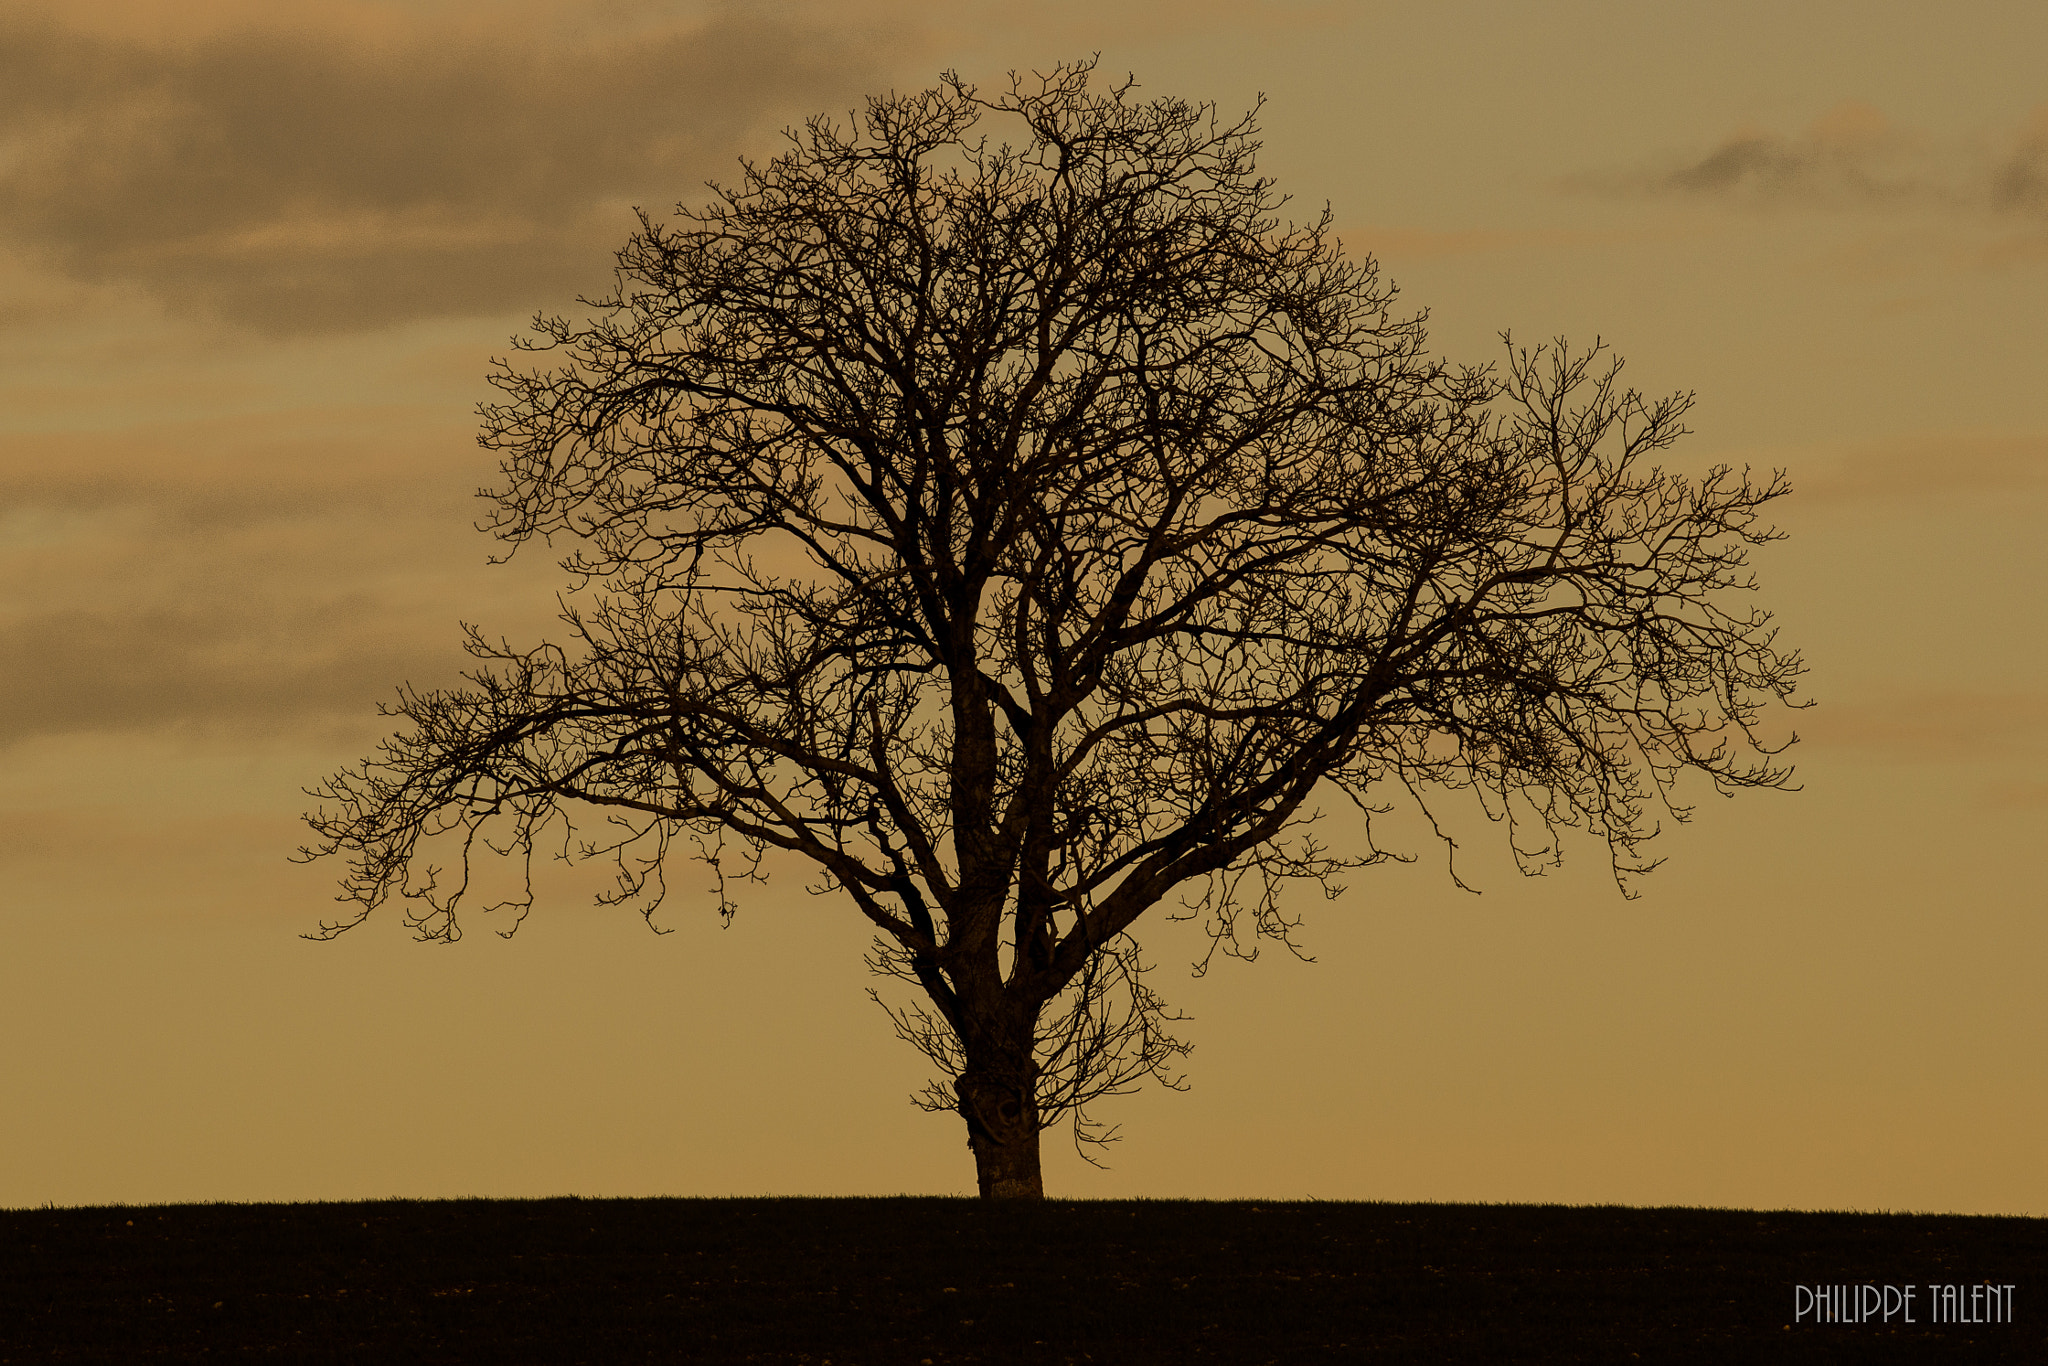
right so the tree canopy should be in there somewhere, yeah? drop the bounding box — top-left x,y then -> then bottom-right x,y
301,61 -> 1804,1198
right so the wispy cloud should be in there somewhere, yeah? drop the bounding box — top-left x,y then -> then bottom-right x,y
0,7 -> 908,333
1802,691 -> 2048,762
1572,101 -> 2048,228
0,408 -> 554,746
1785,431 -> 2048,508
1982,780 -> 2048,811
1991,106 -> 2048,215
0,603 -> 428,745
938,0 -> 1342,46
1650,103 -> 1939,208
1346,225 -> 1658,261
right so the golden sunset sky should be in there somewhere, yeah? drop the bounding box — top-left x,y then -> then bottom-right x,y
3,0 -> 2043,1211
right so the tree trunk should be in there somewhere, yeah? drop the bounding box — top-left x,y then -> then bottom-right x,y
957,1067 -> 1044,1200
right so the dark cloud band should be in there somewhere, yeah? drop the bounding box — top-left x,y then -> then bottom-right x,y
1568,101 -> 2048,223
0,10 -> 902,333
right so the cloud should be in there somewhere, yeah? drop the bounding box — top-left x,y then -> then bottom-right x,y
1786,431 -> 2048,508
0,408 -> 561,747
931,0 -> 1342,47
1982,780 -> 2048,810
0,602 -> 432,746
1803,691 -> 2048,762
1991,106 -> 2048,215
0,409 -> 486,543
1573,101 -> 2048,228
0,7 -> 910,333
1346,225 -> 1668,262
1659,102 -> 1936,207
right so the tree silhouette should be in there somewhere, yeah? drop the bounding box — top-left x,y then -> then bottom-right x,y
300,61 -> 1804,1199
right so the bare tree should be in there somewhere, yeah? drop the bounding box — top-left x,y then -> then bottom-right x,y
300,61 -> 1804,1199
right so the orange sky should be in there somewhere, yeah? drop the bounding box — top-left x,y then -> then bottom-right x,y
3,0 -> 2044,1212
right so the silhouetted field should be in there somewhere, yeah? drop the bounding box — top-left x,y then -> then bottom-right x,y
3,1196 -> 2040,1362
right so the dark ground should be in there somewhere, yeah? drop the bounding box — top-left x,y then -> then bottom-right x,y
2,1196 -> 2040,1363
